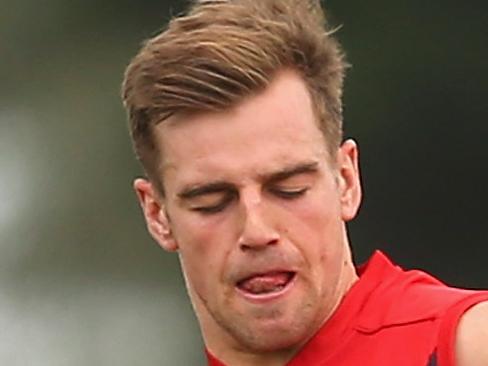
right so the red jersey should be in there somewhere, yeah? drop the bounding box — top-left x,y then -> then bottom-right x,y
207,251 -> 488,366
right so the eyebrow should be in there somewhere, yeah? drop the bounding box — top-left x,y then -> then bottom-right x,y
177,161 -> 320,199
178,182 -> 235,199
263,161 -> 319,183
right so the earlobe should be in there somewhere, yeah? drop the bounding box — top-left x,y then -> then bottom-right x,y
133,178 -> 179,252
337,139 -> 362,222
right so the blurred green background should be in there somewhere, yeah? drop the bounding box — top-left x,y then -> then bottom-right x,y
1,1 -> 487,365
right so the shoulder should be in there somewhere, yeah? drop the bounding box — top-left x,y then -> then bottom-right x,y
455,301 -> 488,366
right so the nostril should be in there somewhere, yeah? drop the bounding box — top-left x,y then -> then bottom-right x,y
239,237 -> 279,251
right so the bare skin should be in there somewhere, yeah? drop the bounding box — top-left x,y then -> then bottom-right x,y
455,301 -> 488,366
135,69 -> 362,365
133,68 -> 488,366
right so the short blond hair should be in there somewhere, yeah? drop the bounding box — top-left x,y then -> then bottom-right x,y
122,0 -> 348,190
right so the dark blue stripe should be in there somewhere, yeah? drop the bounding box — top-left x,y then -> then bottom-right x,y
427,352 -> 437,366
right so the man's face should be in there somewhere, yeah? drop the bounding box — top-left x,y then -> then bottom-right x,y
136,70 -> 361,353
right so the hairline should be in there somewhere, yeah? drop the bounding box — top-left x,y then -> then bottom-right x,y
145,71 -> 341,198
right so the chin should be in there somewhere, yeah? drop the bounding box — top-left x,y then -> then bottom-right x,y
240,325 -> 308,354
223,314 -> 313,354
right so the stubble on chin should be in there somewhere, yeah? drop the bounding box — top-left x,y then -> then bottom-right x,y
208,293 -> 321,354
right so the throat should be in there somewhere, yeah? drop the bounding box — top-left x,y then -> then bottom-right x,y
209,345 -> 299,366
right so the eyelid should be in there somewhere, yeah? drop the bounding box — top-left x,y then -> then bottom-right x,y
268,174 -> 313,193
274,186 -> 307,192
270,186 -> 309,198
189,192 -> 235,214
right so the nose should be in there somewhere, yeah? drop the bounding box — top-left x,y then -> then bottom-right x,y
237,189 -> 280,251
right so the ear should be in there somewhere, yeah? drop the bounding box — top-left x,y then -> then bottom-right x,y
335,139 -> 362,222
133,178 -> 178,252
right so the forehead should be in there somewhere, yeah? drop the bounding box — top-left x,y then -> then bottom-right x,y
153,70 -> 330,189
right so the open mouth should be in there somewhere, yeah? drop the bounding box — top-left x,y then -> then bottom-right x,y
236,271 -> 296,296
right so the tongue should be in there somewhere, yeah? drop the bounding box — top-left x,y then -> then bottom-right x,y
238,272 -> 291,294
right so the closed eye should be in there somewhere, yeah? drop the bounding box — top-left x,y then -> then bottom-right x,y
270,187 -> 309,199
190,193 -> 234,214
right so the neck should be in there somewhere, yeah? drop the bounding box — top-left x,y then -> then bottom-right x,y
208,348 -> 296,366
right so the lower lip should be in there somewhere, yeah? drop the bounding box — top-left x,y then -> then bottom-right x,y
235,273 -> 297,304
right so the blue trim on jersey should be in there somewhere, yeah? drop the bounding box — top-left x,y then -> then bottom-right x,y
427,352 -> 437,366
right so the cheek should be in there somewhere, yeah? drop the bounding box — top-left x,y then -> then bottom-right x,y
175,212 -> 235,249
283,192 -> 341,241
171,213 -> 233,285
280,192 -> 344,273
